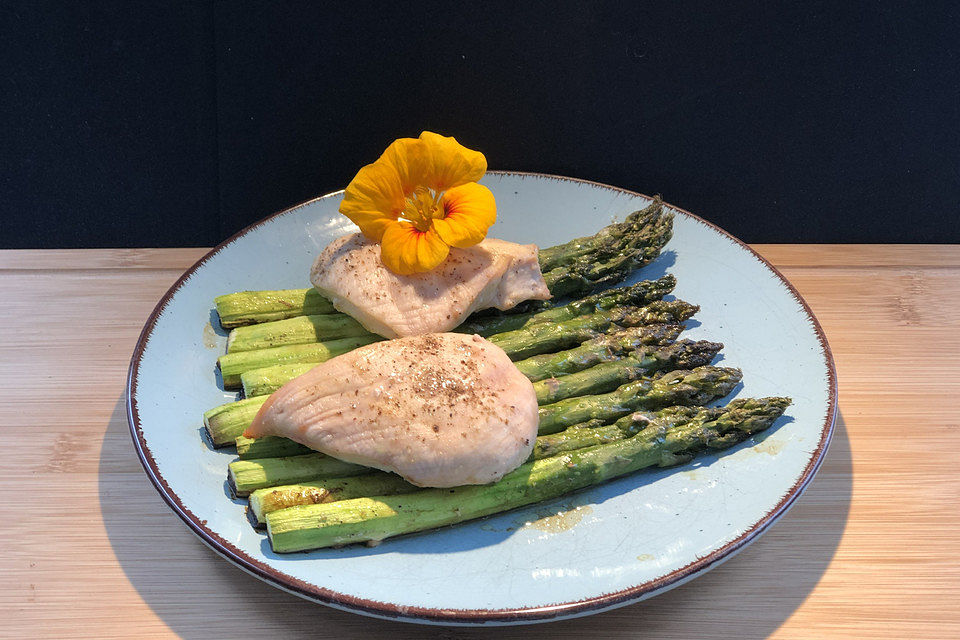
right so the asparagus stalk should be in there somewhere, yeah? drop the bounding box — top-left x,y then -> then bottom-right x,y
265,397 -> 790,552
455,275 -> 676,337
227,314 -> 372,353
227,366 -> 741,492
221,301 -> 695,391
536,366 -> 742,435
533,340 -> 723,405
219,362 -> 737,454
238,323 -> 689,399
229,454 -> 369,497
537,198 -> 667,271
217,335 -> 381,388
224,274 -> 677,356
204,396 -> 267,447
234,336 -> 710,459
515,325 -> 683,381
249,400 -> 762,525
215,289 -> 336,328
488,300 -> 698,361
247,418 -> 606,524
214,202 -> 673,329
250,472 -> 418,525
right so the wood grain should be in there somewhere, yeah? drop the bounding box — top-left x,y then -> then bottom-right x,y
1,247 -> 958,639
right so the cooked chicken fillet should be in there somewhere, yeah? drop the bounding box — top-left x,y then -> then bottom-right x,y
310,233 -> 550,338
244,333 -> 539,487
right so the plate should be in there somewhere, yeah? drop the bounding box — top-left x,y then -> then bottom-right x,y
127,171 -> 836,625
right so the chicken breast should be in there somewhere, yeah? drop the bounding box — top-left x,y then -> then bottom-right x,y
310,233 -> 550,338
245,333 -> 539,487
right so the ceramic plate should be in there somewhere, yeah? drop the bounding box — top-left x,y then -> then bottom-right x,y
127,171 -> 836,625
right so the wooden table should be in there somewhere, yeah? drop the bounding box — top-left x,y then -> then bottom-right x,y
2,246 -> 958,639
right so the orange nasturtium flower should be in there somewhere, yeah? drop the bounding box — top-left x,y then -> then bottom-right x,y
339,131 -> 497,275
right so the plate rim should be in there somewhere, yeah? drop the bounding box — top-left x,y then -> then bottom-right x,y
125,170 -> 838,625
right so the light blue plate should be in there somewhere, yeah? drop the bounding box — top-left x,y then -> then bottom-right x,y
127,172 -> 836,625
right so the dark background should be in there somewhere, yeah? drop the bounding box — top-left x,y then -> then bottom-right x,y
3,1 -> 959,248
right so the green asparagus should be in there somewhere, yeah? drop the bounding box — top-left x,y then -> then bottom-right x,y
536,366 -> 742,435
537,198 -> 667,271
249,472 -> 418,525
239,323 -> 688,399
455,275 -> 676,337
487,300 -> 697,361
533,340 -> 723,405
217,335 -> 380,388
220,362 -> 736,455
214,201 -> 673,329
215,289 -> 336,328
265,397 -> 790,551
227,365 -> 741,492
229,454 -> 369,497
225,274 -> 675,355
248,399 -> 772,525
221,301 -> 694,391
515,325 -> 679,381
227,313 -> 372,353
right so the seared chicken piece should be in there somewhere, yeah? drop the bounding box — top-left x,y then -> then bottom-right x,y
245,333 -> 539,487
310,233 -> 550,338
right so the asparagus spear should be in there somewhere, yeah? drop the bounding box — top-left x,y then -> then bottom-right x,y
225,275 -> 675,355
455,275 -> 676,337
537,198 -> 667,271
227,366 -> 741,491
215,289 -> 336,328
247,413 -> 614,524
536,366 -> 742,435
248,401 -> 757,524
487,300 -> 698,361
217,335 -> 381,388
533,340 -> 723,405
227,314 -> 372,353
249,472 -> 418,525
515,325 -> 683,381
265,397 -> 790,552
220,301 -> 695,391
205,396 -> 267,447
217,362 -> 737,453
234,336 -> 712,459
229,454 -> 369,497
238,323 -> 691,399
214,202 -> 673,329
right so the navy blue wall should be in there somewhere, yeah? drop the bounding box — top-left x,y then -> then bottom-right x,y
3,1 -> 958,247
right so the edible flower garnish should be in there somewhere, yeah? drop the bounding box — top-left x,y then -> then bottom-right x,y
339,131 -> 496,275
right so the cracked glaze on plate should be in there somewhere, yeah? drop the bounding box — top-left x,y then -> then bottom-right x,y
127,172 -> 836,625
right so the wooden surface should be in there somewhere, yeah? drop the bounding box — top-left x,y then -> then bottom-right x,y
2,246 -> 959,639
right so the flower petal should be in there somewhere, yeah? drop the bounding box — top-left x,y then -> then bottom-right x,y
380,220 -> 450,275
417,131 -> 487,192
378,136 -> 427,196
339,160 -> 405,241
433,182 -> 497,248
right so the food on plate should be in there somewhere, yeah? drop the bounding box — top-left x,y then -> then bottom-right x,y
223,274 -> 676,357
310,234 -> 551,338
205,322 -> 685,450
239,333 -> 718,399
191,132 -> 794,553
244,333 -> 540,487
264,398 -> 791,551
247,398 -> 778,526
212,198 -> 673,330
214,298 -> 695,390
227,365 -> 743,495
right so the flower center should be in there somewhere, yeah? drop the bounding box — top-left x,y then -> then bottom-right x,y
401,186 -> 444,232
